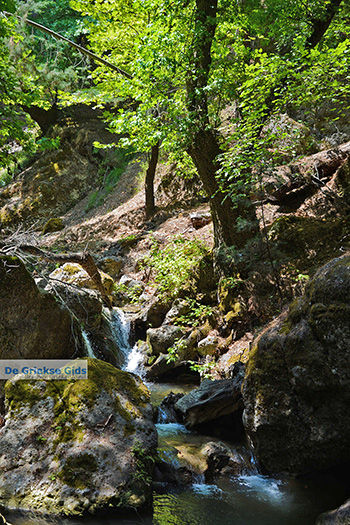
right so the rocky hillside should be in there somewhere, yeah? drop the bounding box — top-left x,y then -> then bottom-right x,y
0,105 -> 349,524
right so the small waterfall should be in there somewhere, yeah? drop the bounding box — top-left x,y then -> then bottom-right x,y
124,343 -> 146,377
82,330 -> 96,358
111,308 -> 131,363
111,307 -> 145,376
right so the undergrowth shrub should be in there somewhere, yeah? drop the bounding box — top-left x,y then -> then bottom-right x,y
142,237 -> 209,301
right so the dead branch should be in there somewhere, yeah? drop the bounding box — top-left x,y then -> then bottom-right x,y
263,141 -> 350,205
0,243 -> 112,307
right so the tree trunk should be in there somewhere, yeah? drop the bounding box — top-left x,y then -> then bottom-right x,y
186,0 -> 258,250
145,141 -> 159,219
306,0 -> 344,48
188,129 -> 257,249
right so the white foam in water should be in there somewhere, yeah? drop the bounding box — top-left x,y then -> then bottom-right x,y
111,307 -> 146,376
237,475 -> 288,506
125,343 -> 146,376
111,308 -> 131,360
82,330 -> 96,358
156,423 -> 191,435
192,483 -> 223,496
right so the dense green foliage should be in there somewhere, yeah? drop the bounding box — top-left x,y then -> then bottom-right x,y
143,237 -> 209,300
0,0 -> 349,248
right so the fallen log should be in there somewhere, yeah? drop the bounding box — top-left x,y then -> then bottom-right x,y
262,141 -> 350,206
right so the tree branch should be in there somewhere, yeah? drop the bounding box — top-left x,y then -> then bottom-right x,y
306,0 -> 343,48
2,11 -> 133,79
0,243 -> 112,307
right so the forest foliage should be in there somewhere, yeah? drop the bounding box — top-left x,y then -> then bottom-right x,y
0,0 -> 349,249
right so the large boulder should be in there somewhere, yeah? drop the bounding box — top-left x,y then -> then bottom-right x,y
0,359 -> 157,517
45,280 -> 103,330
0,256 -> 79,360
146,325 -> 186,356
243,255 -> 350,474
0,104 -> 120,227
175,374 -> 244,429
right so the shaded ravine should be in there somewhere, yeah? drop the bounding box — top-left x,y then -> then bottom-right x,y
7,309 -> 349,525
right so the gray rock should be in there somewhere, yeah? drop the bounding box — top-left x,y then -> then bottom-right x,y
243,255 -> 350,474
85,308 -> 125,367
316,499 -> 350,524
45,280 -> 102,330
144,297 -> 171,328
145,354 -> 178,380
119,275 -> 144,292
175,368 -> 244,429
197,335 -> 218,356
98,256 -> 123,278
0,256 -> 81,360
157,392 -> 184,423
146,325 -> 186,356
201,441 -> 248,481
49,263 -> 114,295
163,299 -> 191,325
0,359 -> 157,518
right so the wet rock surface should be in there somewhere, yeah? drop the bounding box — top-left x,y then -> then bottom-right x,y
175,368 -> 243,430
45,280 -> 103,331
316,498 -> 350,524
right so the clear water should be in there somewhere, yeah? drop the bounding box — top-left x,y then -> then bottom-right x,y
8,473 -> 348,525
111,307 -> 132,365
5,311 -> 348,525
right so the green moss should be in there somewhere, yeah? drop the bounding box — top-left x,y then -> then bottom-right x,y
58,453 -> 98,489
5,359 -> 149,449
124,422 -> 136,437
5,381 -> 44,411
279,319 -> 292,335
269,215 -> 348,273
117,234 -> 140,249
84,358 -> 150,407
42,217 -> 64,234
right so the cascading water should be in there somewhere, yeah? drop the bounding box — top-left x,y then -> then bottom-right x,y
111,307 -> 146,376
73,308 -> 348,525
82,329 -> 96,358
8,306 -> 346,525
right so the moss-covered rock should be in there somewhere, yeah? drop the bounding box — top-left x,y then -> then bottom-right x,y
0,358 -> 157,517
42,217 -> 65,234
45,280 -> 102,331
242,255 -> 350,474
268,215 -> 348,272
49,263 -> 114,295
146,324 -> 187,357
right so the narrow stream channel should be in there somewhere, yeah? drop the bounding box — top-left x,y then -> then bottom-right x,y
7,309 -> 348,525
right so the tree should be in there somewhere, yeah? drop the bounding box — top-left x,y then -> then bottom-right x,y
2,0 -> 348,254
70,0 -> 347,255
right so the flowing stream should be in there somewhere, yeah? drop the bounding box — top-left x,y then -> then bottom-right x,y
9,310 -> 348,525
